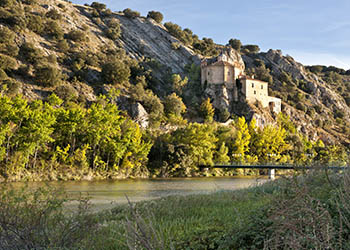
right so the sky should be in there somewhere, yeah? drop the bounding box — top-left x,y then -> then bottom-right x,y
72,0 -> 350,69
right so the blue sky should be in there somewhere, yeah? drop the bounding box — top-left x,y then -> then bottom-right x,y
72,0 -> 350,69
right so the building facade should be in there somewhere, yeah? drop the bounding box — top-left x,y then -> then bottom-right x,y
201,49 -> 281,113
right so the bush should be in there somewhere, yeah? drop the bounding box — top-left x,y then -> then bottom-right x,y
66,30 -> 88,42
20,42 -> 43,64
164,22 -> 183,40
0,68 -> 8,80
91,1 -> 106,11
0,10 -> 27,31
27,14 -> 45,34
296,102 -> 306,112
193,38 -> 217,56
45,20 -> 64,40
228,38 -> 241,51
54,84 -> 78,101
147,11 -> 163,23
101,60 -> 130,85
242,44 -> 260,54
2,78 -> 21,95
56,39 -> 69,52
45,9 -> 62,20
123,8 -> 140,18
35,65 -> 62,87
0,54 -> 17,70
164,93 -> 186,117
0,186 -> 98,249
0,0 -> 15,7
334,109 -> 345,119
171,42 -> 181,50
105,27 -> 121,40
0,26 -> 15,44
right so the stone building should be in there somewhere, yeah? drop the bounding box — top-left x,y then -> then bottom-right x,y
201,49 -> 281,113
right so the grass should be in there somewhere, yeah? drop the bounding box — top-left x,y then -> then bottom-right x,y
1,169 -> 350,249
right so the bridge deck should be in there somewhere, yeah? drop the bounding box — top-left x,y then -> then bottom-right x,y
199,165 -> 346,170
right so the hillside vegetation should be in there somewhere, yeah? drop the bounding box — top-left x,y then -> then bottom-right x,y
0,0 -> 349,181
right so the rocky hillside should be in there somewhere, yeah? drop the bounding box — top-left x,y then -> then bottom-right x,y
243,50 -> 350,145
0,0 -> 349,145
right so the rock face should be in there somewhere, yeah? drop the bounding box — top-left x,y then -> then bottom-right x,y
244,49 -> 350,144
115,15 -> 201,76
204,83 -> 232,112
116,96 -> 149,128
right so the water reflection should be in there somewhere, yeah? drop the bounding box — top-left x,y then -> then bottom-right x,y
4,177 -> 268,210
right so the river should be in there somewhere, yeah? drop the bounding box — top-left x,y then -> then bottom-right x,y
6,177 -> 268,211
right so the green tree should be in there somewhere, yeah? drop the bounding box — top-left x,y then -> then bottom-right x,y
171,74 -> 188,95
228,38 -> 242,51
200,98 -> 214,123
34,65 -> 62,87
231,117 -> 251,163
164,93 -> 186,117
215,142 -> 230,164
101,60 -> 130,85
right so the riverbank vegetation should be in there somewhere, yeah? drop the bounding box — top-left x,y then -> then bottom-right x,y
1,169 -> 350,249
0,93 -> 347,182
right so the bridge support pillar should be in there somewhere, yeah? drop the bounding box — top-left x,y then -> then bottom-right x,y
268,169 -> 275,180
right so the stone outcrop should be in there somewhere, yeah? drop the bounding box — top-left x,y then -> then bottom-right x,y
244,49 -> 350,144
115,15 -> 201,76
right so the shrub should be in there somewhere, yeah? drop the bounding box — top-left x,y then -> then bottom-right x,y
81,24 -> 89,31
0,0 -> 15,8
0,43 -> 19,57
296,102 -> 306,112
91,8 -> 100,17
171,42 -> 181,50
57,3 -> 65,9
0,186 -> 98,249
0,54 -> 17,70
45,20 -> 64,40
242,44 -> 260,54
147,11 -> 163,23
164,93 -> 186,117
228,38 -> 241,51
20,42 -> 43,64
105,27 -> 121,40
91,1 -> 106,11
334,109 -> 345,119
101,60 -> 130,85
123,8 -> 140,18
253,59 -> 265,68
2,78 -> 21,95
45,9 -> 62,20
307,65 -> 324,74
0,10 -> 27,31
56,39 -> 69,52
0,26 -> 15,44
0,68 -> 8,80
27,14 -> 45,34
54,84 -> 78,101
193,38 -> 217,56
66,30 -> 88,42
35,65 -> 62,87
219,108 -> 230,122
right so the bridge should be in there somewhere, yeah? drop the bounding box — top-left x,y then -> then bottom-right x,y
199,164 -> 346,180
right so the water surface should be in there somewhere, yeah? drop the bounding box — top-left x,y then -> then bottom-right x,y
7,177 -> 268,210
